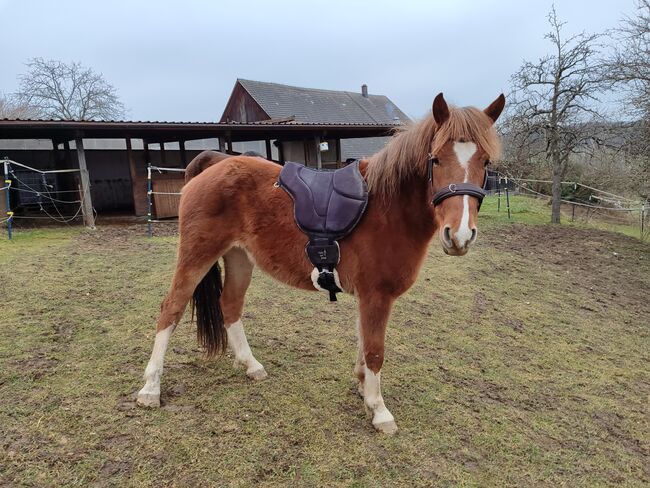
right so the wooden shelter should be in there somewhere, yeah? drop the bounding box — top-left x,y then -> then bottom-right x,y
0,117 -> 400,220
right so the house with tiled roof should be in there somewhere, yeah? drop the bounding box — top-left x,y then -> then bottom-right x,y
221,79 -> 410,166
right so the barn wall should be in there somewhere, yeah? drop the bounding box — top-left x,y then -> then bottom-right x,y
2,148 -> 204,216
220,83 -> 269,123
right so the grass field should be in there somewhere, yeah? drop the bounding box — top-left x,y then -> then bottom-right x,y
1,197 -> 649,487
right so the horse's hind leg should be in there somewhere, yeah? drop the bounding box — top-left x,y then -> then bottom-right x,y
137,238 -> 224,407
222,247 -> 267,380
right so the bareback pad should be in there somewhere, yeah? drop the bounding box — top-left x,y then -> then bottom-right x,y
278,160 -> 368,301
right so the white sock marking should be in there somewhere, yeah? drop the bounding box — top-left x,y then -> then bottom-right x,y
227,320 -> 264,374
453,142 -> 477,248
139,326 -> 174,397
363,366 -> 395,425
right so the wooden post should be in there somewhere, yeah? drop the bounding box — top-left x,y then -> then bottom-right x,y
505,184 -> 511,220
278,140 -> 285,164
315,136 -> 322,169
179,140 -> 187,167
159,142 -> 166,165
75,137 -> 96,229
265,139 -> 272,160
125,137 -> 141,215
226,132 -> 232,153
641,205 -> 645,240
303,138 -> 309,165
63,141 -> 71,167
571,203 -> 576,222
335,138 -> 342,167
143,140 -> 150,167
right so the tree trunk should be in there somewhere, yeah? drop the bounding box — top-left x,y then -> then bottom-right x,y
551,161 -> 562,224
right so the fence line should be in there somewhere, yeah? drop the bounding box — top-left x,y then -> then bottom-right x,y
1,158 -> 90,239
497,173 -> 648,240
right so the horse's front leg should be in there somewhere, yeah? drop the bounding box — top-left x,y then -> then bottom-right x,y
357,294 -> 398,435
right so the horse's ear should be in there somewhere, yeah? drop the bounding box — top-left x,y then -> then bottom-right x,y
484,94 -> 506,124
432,93 -> 450,125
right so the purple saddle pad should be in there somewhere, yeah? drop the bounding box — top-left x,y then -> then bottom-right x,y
278,161 -> 368,240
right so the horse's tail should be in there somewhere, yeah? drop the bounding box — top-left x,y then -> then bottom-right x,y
191,261 -> 227,356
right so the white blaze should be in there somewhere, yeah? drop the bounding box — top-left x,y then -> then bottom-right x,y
453,142 -> 477,247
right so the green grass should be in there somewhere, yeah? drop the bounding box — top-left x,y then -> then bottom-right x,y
480,194 -> 644,239
1,209 -> 649,487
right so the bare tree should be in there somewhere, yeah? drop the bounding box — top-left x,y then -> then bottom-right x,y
607,0 -> 650,198
0,91 -> 41,119
609,0 -> 650,116
506,6 -> 605,223
16,58 -> 126,121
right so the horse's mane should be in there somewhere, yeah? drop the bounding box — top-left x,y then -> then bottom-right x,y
366,106 -> 501,199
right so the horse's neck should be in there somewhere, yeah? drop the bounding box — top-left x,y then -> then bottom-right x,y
388,175 -> 436,240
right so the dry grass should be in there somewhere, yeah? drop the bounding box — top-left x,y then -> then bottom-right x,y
1,201 -> 649,487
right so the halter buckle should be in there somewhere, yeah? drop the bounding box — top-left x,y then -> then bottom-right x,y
448,183 -> 457,193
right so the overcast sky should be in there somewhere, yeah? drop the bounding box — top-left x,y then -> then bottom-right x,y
0,0 -> 638,121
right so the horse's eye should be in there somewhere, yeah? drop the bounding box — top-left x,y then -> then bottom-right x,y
430,157 -> 439,166
484,159 -> 491,167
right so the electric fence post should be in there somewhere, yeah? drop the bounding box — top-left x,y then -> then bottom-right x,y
497,175 -> 501,212
3,159 -> 13,240
147,164 -> 153,237
505,177 -> 511,219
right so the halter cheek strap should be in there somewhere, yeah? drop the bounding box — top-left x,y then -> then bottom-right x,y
428,156 -> 488,210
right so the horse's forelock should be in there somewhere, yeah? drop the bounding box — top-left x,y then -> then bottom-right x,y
366,106 -> 500,200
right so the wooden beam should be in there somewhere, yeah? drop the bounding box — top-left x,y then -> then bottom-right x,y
265,139 -> 272,160
179,140 -> 187,167
75,137 -> 96,229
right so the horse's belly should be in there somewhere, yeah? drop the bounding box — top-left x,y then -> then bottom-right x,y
239,234 -> 317,292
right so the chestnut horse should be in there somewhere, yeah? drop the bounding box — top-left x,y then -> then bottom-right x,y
137,93 -> 505,434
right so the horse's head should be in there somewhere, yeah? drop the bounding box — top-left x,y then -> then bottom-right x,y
429,93 -> 505,256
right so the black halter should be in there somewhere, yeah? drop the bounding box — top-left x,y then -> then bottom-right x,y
428,155 -> 488,210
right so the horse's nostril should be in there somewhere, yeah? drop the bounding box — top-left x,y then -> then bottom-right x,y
442,226 -> 453,247
470,228 -> 477,243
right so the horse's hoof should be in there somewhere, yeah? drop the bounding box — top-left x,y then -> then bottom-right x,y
373,420 -> 398,435
136,392 -> 161,408
247,368 -> 268,381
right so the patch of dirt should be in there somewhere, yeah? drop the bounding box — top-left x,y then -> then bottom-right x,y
472,292 -> 491,318
505,318 -> 524,333
481,224 -> 650,314
100,460 -> 133,477
79,221 -> 179,246
14,352 -> 58,379
52,321 -> 75,343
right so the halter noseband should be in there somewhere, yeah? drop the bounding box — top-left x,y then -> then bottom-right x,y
428,155 -> 488,210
